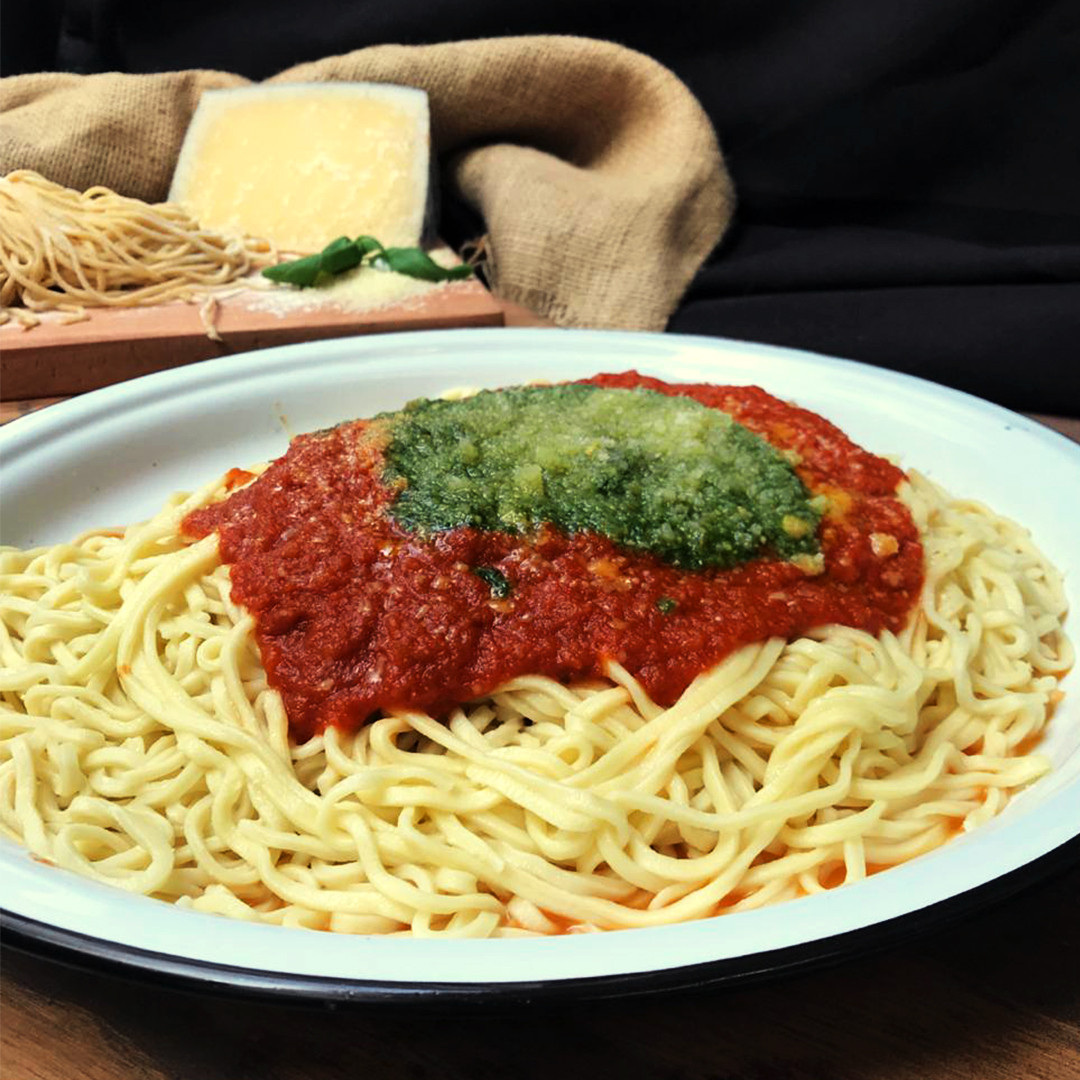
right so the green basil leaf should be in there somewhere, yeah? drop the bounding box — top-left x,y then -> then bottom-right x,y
354,235 -> 386,257
320,236 -> 364,275
262,252 -> 326,287
657,596 -> 678,614
381,247 -> 474,282
263,235 -> 473,289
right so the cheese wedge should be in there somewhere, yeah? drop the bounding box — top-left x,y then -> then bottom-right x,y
170,83 -> 431,254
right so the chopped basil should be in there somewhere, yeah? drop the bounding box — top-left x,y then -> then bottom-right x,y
472,566 -> 512,599
262,235 -> 473,288
657,597 -> 677,614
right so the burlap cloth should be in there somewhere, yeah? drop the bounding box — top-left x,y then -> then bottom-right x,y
0,36 -> 732,331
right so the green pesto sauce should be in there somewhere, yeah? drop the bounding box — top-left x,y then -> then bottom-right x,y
381,384 -> 821,570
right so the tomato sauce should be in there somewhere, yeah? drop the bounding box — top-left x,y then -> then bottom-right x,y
183,373 -> 924,740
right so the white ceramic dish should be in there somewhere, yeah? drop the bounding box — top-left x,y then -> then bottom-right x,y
2,329 -> 1078,1000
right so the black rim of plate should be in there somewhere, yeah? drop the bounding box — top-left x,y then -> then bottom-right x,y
3,833 -> 1078,1006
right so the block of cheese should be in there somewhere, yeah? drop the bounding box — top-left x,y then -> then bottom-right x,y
169,82 -> 431,254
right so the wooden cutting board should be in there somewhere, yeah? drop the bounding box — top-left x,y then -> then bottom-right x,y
0,278 -> 503,399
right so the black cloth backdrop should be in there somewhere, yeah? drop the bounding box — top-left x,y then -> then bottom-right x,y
3,0 -> 1079,414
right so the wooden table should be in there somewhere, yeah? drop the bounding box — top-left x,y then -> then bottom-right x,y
2,315 -> 1079,1080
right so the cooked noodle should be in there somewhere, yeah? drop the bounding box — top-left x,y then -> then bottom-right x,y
0,170 -> 272,328
0,471 -> 1070,936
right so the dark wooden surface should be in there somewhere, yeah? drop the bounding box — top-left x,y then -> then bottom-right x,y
2,321 -> 1078,1080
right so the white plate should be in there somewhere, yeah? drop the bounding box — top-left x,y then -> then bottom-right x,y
2,329 -> 1078,999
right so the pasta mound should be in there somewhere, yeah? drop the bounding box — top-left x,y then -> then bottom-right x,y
0,472 -> 1070,937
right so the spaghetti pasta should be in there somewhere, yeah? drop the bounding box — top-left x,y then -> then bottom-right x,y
0,469 -> 1070,936
0,170 -> 272,328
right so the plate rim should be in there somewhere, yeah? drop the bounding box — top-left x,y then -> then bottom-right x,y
3,327 -> 1079,462
5,833 -> 1078,1004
